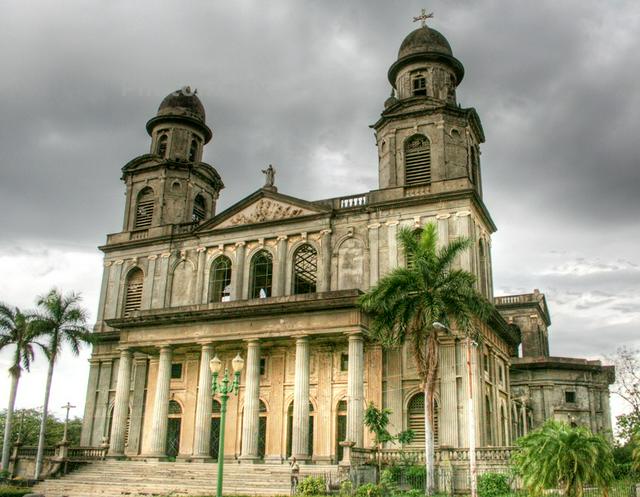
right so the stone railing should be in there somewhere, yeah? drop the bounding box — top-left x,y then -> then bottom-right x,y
16,446 -> 56,458
339,194 -> 368,209
494,294 -> 538,305
10,443 -> 108,480
352,446 -> 515,467
67,446 -> 108,461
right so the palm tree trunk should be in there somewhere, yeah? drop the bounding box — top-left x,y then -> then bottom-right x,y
34,357 -> 55,480
1,371 -> 20,471
424,383 -> 435,495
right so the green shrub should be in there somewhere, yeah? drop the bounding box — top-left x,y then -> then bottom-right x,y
298,475 -> 326,496
477,472 -> 511,497
397,489 -> 423,497
339,479 -> 353,497
355,483 -> 383,497
0,487 -> 32,497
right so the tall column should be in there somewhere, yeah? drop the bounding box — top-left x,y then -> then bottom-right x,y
455,211 -> 472,271
108,349 -> 133,456
192,343 -> 214,459
195,247 -> 207,304
319,230 -> 332,292
346,333 -> 364,448
92,361 -> 113,445
143,255 -> 157,310
147,346 -> 173,457
368,224 -> 380,286
386,221 -> 399,272
292,336 -> 311,461
436,214 -> 450,249
127,355 -> 148,455
274,236 -> 288,296
439,338 -> 459,447
234,242 -> 246,300
80,360 -> 100,445
240,339 -> 261,461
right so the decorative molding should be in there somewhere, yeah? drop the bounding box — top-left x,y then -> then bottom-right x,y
221,198 -> 313,227
161,252 -> 171,259
436,213 -> 451,220
320,229 -> 332,236
104,261 -> 113,267
385,220 -> 399,227
367,223 -> 381,230
196,246 -> 206,253
147,255 -> 158,261
455,211 -> 472,217
114,259 -> 125,265
277,235 -> 288,242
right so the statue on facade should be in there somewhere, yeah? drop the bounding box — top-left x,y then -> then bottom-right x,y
261,164 -> 277,191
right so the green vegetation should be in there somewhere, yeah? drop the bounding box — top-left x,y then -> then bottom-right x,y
477,472 -> 511,497
0,486 -> 32,497
297,475 -> 326,496
359,222 -> 493,494
512,420 -> 615,497
0,408 -> 83,450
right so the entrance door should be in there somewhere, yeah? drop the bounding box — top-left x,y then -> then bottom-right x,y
336,400 -> 347,463
258,416 -> 267,458
210,417 -> 221,460
166,418 -> 181,458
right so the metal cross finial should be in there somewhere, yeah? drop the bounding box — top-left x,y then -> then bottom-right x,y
61,402 -> 76,444
413,8 -> 434,27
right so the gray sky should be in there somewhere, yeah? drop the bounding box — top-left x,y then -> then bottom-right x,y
0,0 -> 638,427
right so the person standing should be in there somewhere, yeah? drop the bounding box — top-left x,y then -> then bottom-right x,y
290,456 -> 300,495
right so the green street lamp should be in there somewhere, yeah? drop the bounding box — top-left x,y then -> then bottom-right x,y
210,353 -> 244,497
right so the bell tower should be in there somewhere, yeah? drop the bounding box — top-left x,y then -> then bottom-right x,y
372,23 -> 484,198
120,87 -> 224,233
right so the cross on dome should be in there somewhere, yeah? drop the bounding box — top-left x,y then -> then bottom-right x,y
413,8 -> 434,27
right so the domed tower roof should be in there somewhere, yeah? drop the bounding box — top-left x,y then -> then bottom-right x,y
146,87 -> 212,143
388,25 -> 464,87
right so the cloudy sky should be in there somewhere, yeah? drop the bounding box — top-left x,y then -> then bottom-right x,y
0,0 -> 638,430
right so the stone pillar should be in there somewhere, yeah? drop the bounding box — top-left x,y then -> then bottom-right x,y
104,261 -> 123,319
157,253 -> 171,308
274,235 -> 288,297
80,359 -> 100,445
319,230 -> 332,292
385,348 -> 403,437
126,355 -> 148,455
240,340 -> 261,461
193,343 -> 214,459
234,242 -> 246,300
368,224 -> 380,286
108,349 -> 133,456
95,262 -> 111,326
436,214 -> 450,249
346,333 -> 364,448
143,255 -> 157,310
147,346 -> 173,458
439,338 -> 458,447
386,221 -> 399,272
195,247 -> 207,304
292,336 -> 311,461
92,361 -> 113,445
455,211 -> 472,272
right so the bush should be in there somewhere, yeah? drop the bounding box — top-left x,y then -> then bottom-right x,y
0,487 -> 32,497
298,475 -> 326,496
477,472 -> 511,497
355,483 -> 383,497
339,479 -> 353,497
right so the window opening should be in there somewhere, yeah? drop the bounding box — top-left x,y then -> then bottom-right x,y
157,134 -> 168,157
565,391 -> 576,403
412,75 -> 427,96
293,244 -> 317,294
171,363 -> 183,380
124,268 -> 143,317
192,194 -> 206,223
210,256 -> 232,303
135,187 -> 155,229
404,135 -> 431,185
250,250 -> 273,298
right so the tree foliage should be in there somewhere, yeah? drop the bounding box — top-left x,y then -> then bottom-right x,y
359,223 -> 493,494
0,408 -> 82,449
512,420 -> 615,497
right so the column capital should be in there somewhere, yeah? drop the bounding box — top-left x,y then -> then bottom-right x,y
277,234 -> 288,241
196,246 -> 206,253
235,241 -> 246,247
148,254 -> 159,261
293,334 -> 310,342
104,261 -> 113,267
158,344 -> 173,353
116,347 -> 133,355
320,229 -> 332,236
244,338 -> 260,346
346,331 -> 364,341
385,219 -> 399,226
455,210 -> 472,217
436,213 -> 451,220
367,223 -> 381,230
196,341 -> 215,349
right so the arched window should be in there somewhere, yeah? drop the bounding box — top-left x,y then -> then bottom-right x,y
485,395 -> 493,445
124,268 -> 144,317
157,134 -> 168,157
293,244 -> 317,294
209,256 -> 232,303
210,399 -> 222,459
134,187 -> 155,229
167,400 -> 182,458
192,194 -> 206,223
412,74 -> 427,96
407,393 -> 439,447
404,135 -> 431,186
250,250 -> 273,299
188,138 -> 198,162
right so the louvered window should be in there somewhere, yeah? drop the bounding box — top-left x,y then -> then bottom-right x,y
293,244 -> 317,294
124,268 -> 143,317
407,393 -> 439,447
192,194 -> 206,223
134,187 -> 155,229
404,135 -> 432,186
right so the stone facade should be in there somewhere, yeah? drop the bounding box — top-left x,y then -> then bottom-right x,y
80,25 -> 613,464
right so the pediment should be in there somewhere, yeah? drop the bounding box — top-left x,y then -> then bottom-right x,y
198,189 -> 329,231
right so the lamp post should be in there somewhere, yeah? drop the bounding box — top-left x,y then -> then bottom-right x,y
434,322 -> 478,497
210,353 -> 244,497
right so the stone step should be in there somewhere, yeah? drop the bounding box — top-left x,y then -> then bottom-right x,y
32,460 -> 340,497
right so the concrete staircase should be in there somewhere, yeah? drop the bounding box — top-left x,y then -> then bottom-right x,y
32,460 -> 340,497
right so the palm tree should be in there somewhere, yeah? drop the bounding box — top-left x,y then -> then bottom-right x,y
0,304 -> 44,471
358,223 -> 493,495
32,289 -> 93,480
512,420 -> 614,497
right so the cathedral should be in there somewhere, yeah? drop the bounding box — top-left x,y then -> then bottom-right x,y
80,23 -> 614,467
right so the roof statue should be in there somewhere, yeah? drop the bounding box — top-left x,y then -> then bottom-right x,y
261,164 -> 277,191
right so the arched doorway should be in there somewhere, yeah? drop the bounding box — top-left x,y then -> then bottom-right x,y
209,399 -> 221,460
286,401 -> 314,458
166,400 -> 182,458
335,400 -> 347,463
